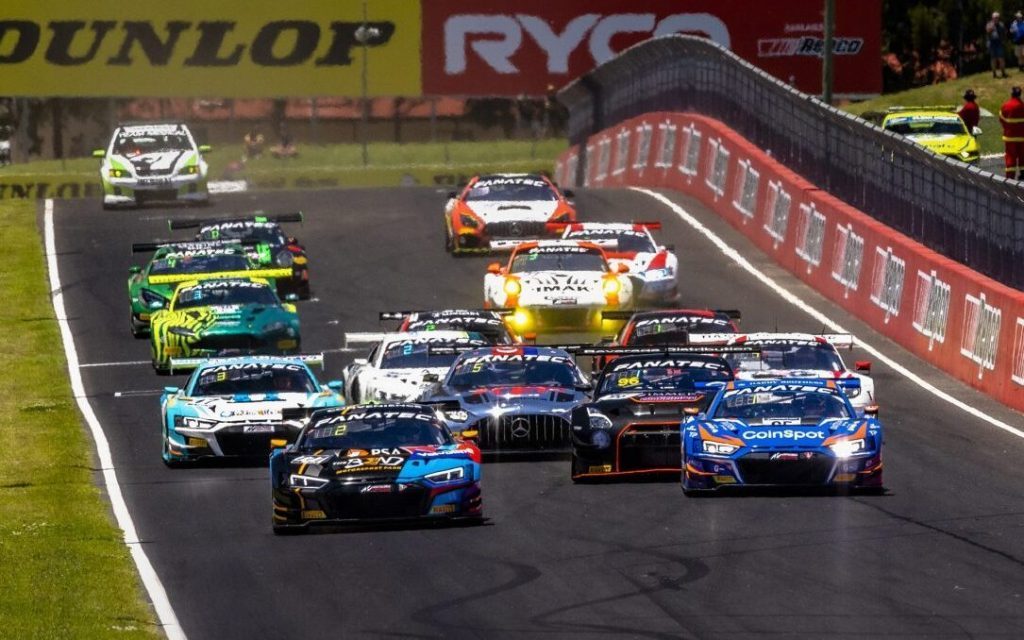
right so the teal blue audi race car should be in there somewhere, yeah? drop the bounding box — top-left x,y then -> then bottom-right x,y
160,355 -> 343,466
682,378 -> 883,494
270,403 -> 483,533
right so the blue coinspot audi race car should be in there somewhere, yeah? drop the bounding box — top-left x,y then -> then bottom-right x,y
270,403 -> 482,533
160,355 -> 343,465
682,379 -> 883,494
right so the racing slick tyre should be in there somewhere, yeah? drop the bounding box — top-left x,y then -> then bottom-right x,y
445,223 -> 454,253
298,282 -> 312,300
161,438 -> 190,468
272,523 -> 305,536
129,310 -> 149,339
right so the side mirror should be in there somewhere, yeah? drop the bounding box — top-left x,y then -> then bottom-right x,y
269,438 -> 288,450
92,149 -> 106,158
458,429 -> 479,442
282,303 -> 297,314
446,191 -> 458,199
326,380 -> 343,391
128,265 -> 142,274
198,144 -> 213,153
562,189 -> 575,199
864,404 -> 880,416
163,386 -> 180,395
972,126 -> 983,136
353,358 -> 368,366
616,263 -> 629,274
854,360 -> 872,372
487,262 -> 502,274
422,373 -> 440,383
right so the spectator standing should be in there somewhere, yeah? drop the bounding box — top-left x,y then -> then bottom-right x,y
1012,12 -> 1024,71
959,89 -> 981,134
999,86 -> 1024,179
988,12 -> 1010,78
243,126 -> 265,162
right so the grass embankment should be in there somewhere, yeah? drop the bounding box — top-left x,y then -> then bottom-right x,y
843,70 -> 1024,155
0,139 -> 567,187
0,201 -> 158,637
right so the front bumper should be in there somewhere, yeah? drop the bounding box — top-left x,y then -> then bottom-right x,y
103,175 -> 208,206
155,332 -> 299,370
457,412 -> 573,453
165,420 -> 302,460
682,450 -> 883,491
572,422 -> 681,479
505,305 -> 623,333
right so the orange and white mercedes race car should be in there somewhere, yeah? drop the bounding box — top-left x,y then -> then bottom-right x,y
444,173 -> 576,254
483,240 -> 633,334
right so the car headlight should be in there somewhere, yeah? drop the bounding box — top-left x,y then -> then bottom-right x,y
275,250 -> 294,267
289,474 -> 329,488
459,213 -> 480,229
590,430 -> 612,449
180,165 -> 199,175
602,277 -> 621,295
845,387 -> 862,398
168,326 -> 197,337
140,289 -> 168,309
425,467 -> 465,484
264,322 -> 288,334
108,168 -> 127,178
173,416 -> 216,429
588,410 -> 613,430
828,438 -> 866,459
504,279 -> 521,296
445,409 -> 469,422
702,440 -> 739,455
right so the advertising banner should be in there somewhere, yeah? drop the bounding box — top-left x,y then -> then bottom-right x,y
421,0 -> 881,97
0,0 -> 421,97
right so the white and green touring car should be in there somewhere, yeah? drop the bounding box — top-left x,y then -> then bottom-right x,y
94,122 -> 210,209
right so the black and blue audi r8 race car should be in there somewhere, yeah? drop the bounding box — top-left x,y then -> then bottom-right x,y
682,379 -> 883,494
270,403 -> 482,533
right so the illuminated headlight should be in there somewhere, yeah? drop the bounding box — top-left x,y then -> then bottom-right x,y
504,279 -> 521,296
459,213 -> 480,229
275,250 -> 294,267
590,430 -> 612,449
828,438 -> 866,459
289,474 -> 329,488
702,441 -> 739,455
108,168 -> 127,178
445,409 -> 469,422
140,289 -> 167,309
602,278 -> 621,295
180,165 -> 199,175
425,467 -> 465,484
168,326 -> 197,337
174,416 -> 216,429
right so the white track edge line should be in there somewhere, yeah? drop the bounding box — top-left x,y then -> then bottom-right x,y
44,199 -> 186,640
630,187 -> 1024,440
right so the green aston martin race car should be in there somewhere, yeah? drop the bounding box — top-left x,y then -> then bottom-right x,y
128,240 -> 292,338
150,277 -> 301,375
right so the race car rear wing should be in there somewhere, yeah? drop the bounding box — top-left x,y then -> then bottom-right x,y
167,353 -> 325,373
146,267 -> 293,285
574,345 -> 760,357
343,332 -> 387,348
131,239 -> 259,253
600,309 -> 742,321
168,212 -> 304,230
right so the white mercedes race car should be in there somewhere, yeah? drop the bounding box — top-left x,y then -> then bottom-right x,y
702,332 -> 877,415
94,122 -> 210,209
484,240 -> 634,334
341,331 -> 490,405
558,221 -> 678,303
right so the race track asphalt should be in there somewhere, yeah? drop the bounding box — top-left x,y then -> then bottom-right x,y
48,187 -> 1024,639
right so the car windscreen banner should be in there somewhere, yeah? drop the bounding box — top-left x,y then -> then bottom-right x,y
421,0 -> 881,98
0,0 -> 421,97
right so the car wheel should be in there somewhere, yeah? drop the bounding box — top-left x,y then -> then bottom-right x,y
161,436 -> 187,468
445,221 -> 455,253
129,312 -> 148,339
349,381 -> 361,405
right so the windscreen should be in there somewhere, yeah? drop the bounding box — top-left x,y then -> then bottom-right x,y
465,177 -> 557,202
405,317 -> 511,344
193,363 -> 316,395
565,229 -> 656,253
301,415 -> 450,449
726,343 -> 844,372
174,281 -> 278,309
510,248 -> 607,273
150,253 -> 250,275
447,355 -> 578,390
198,223 -> 286,245
115,133 -> 192,155
884,117 -> 966,136
713,389 -> 852,424
599,361 -> 731,394
379,340 -> 488,369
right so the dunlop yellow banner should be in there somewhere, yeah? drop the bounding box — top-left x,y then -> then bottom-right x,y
0,0 -> 421,97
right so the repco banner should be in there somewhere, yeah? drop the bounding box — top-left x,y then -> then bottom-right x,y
0,0 -> 420,97
422,0 -> 881,97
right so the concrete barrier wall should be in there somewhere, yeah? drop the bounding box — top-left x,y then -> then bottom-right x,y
556,112 -> 1024,412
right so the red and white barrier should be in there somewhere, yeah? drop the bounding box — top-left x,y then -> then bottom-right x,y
556,113 -> 1024,412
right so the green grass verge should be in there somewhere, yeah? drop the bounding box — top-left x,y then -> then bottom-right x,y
842,69 -> 1024,155
0,139 -> 567,189
0,200 -> 159,638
